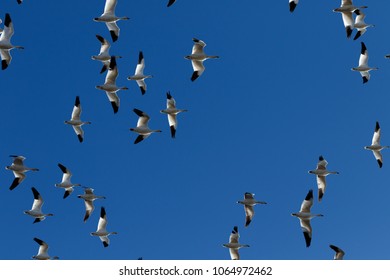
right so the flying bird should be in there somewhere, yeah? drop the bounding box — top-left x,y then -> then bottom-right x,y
24,187 -> 54,223
308,155 -> 339,202
160,92 -> 188,138
127,51 -> 152,95
55,163 -> 81,199
291,189 -> 323,248
130,108 -> 162,144
333,0 -> 367,38
6,155 -> 39,191
351,42 -> 378,84
32,238 -> 59,260
167,0 -> 176,7
91,34 -> 121,74
237,192 -> 267,227
222,226 -> 249,260
0,13 -> 24,70
289,0 -> 298,12
185,38 -> 219,82
93,0 -> 129,42
96,56 -> 128,114
329,244 -> 345,260
78,188 -> 106,223
91,207 -> 118,247
64,96 -> 91,143
353,9 -> 374,41
364,121 -> 389,168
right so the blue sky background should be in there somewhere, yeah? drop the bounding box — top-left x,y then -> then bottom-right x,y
1,0 -> 390,260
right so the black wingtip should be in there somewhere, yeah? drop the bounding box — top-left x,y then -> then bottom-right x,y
361,42 -> 367,54
305,189 -> 313,200
9,178 -> 20,190
63,191 -> 70,199
100,206 -> 106,218
100,64 -> 108,74
289,2 -> 297,12
4,13 -> 11,27
2,60 -> 9,70
318,189 -> 324,202
140,87 -> 146,95
57,163 -> 67,173
111,102 -> 119,114
346,26 -> 353,38
319,155 -> 324,161
170,125 -> 176,138
232,226 -> 238,234
378,159 -> 383,168
303,231 -> 311,247
110,30 -> 118,42
96,34 -> 105,43
77,134 -> 83,143
133,108 -> 143,116
166,91 -> 172,99
103,241 -> 109,247
138,51 -> 144,64
109,56 -> 117,70
33,237 -> 44,245
75,96 -> 80,107
167,0 -> 175,7
31,187 -> 40,199
353,31 -> 361,41
33,218 -> 41,224
134,135 -> 144,144
191,71 -> 199,82
363,76 -> 369,84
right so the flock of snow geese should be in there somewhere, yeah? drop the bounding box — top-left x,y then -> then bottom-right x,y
1,0 -> 389,261
222,0 -> 390,261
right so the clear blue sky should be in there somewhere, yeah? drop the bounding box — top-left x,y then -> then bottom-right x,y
1,0 -> 390,260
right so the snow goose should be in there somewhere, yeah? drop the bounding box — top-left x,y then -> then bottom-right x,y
91,207 -> 118,247
160,91 -> 188,138
237,192 -> 267,227
289,0 -> 298,12
6,155 -> 39,191
222,226 -> 249,260
333,0 -> 367,38
92,34 -> 121,74
55,163 -> 81,199
0,13 -> 24,70
351,42 -> 377,83
364,121 -> 389,168
127,51 -> 152,95
291,189 -> 323,248
353,9 -> 374,40
94,0 -> 129,42
24,187 -> 54,223
78,187 -> 106,223
329,244 -> 345,260
185,38 -> 219,82
167,0 -> 176,7
96,56 -> 128,114
64,96 -> 91,143
32,238 -> 59,260
130,108 -> 162,144
308,155 -> 339,202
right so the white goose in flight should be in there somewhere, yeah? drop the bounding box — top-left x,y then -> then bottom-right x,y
32,238 -> 59,260
127,51 -> 152,95
96,56 -> 128,114
0,13 -> 24,70
6,155 -> 39,191
130,108 -> 162,144
78,188 -> 106,223
308,156 -> 339,202
329,244 -> 345,260
64,96 -> 91,143
55,163 -> 81,199
24,187 -> 54,223
160,92 -> 188,138
222,226 -> 249,260
333,0 -> 367,38
91,207 -> 118,247
351,42 -> 378,84
291,189 -> 323,247
94,0 -> 129,42
353,9 -> 374,41
91,34 -> 121,74
364,121 -> 389,168
185,38 -> 219,82
237,192 -> 267,227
